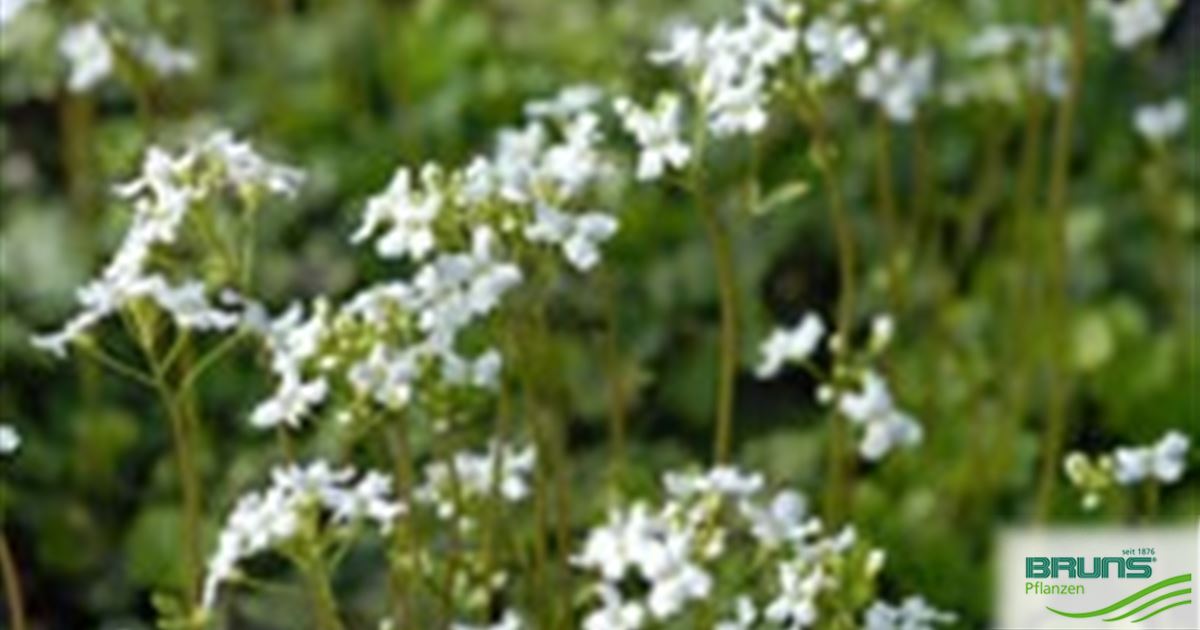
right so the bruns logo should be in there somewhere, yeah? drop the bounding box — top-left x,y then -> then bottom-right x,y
1026,556 -> 1154,579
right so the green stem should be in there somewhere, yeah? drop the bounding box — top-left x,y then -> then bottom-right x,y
131,316 -> 203,608
386,418 -> 415,629
688,117 -> 741,464
797,92 -> 858,524
0,530 -> 27,630
873,113 -> 905,312
304,546 -> 345,630
1034,0 -> 1086,523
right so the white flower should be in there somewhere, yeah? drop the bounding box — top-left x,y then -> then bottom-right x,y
415,442 -> 537,519
857,49 -> 935,123
756,312 -> 825,379
200,131 -> 305,198
525,84 -> 604,119
203,461 -> 403,610
614,94 -> 692,181
249,372 -> 328,429
132,34 -> 197,77
33,131 -> 304,359
524,205 -> 618,271
742,490 -> 821,547
1095,0 -> 1175,50
805,19 -> 870,82
707,74 -> 770,136
60,21 -> 113,92
869,313 -> 895,352
0,424 -> 20,455
837,371 -> 923,461
143,277 -> 240,331
663,466 -> 764,499
764,562 -> 825,627
1133,97 -> 1187,142
649,7 -> 797,138
352,165 -> 442,260
0,0 -> 38,30
864,596 -> 956,630
1112,430 -> 1190,485
583,584 -> 646,630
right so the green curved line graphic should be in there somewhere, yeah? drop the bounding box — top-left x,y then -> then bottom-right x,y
1045,573 -> 1192,618
1131,599 -> 1192,623
1102,588 -> 1191,621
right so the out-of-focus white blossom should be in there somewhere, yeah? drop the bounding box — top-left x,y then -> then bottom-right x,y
1094,0 -> 1176,49
1133,97 -> 1188,142
863,596 -> 957,630
650,4 -> 798,137
524,204 -> 618,272
756,312 -> 825,379
202,461 -> 403,610
0,0 -> 38,30
415,442 -> 537,521
60,21 -> 113,92
59,21 -> 199,92
857,49 -> 935,123
836,370 -> 923,461
249,372 -> 328,429
614,94 -> 692,181
583,584 -> 646,630
352,165 -> 443,260
525,84 -> 604,120
764,562 -> 825,627
132,34 -> 197,77
1112,430 -> 1190,485
804,18 -> 870,82
0,424 -> 19,455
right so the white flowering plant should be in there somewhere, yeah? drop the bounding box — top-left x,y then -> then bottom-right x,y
1,0 -> 1195,628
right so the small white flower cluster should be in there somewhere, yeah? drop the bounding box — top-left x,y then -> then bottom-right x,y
0,423 -> 19,456
59,20 -> 196,93
863,596 -> 957,630
575,465 -> 951,630
0,0 -> 38,30
415,441 -> 536,524
614,94 -> 692,181
942,25 -> 1069,107
1093,0 -> 1177,50
353,89 -> 617,275
1064,430 -> 1190,509
1112,430 -> 1190,486
803,14 -> 871,83
835,370 -> 923,462
857,49 -> 935,123
244,300 -> 331,429
756,311 -> 825,379
758,313 -> 919,461
32,131 -> 304,358
648,1 -> 800,138
1133,97 -> 1188,142
203,460 -> 403,610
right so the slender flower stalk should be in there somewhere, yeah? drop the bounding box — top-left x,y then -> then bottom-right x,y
1034,0 -> 1087,522
687,110 -> 742,464
794,90 -> 858,523
873,113 -> 905,313
0,531 -> 27,630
